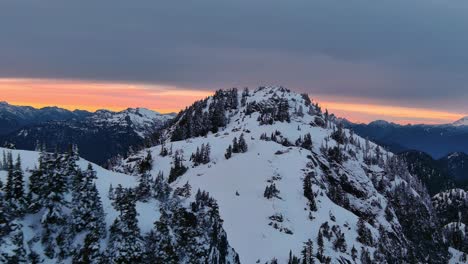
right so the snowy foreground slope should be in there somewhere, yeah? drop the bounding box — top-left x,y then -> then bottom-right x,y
0,147 -> 239,263
117,86 -> 466,263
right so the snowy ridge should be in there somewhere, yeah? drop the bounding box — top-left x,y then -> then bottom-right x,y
117,86 -> 450,263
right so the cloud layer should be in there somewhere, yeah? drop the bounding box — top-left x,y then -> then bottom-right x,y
1,0 -> 467,113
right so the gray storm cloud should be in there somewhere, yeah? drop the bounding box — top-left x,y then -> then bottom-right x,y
0,0 -> 467,112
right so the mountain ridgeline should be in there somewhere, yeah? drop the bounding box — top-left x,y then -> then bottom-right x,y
346,119 -> 468,159
0,102 -> 174,165
114,86 -> 462,263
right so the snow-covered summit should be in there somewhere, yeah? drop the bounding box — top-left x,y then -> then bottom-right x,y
116,86 -> 451,263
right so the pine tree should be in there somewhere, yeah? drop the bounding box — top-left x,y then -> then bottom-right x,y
4,151 -> 14,199
152,171 -> 171,202
168,151 -> 188,183
351,245 -> 358,261
301,133 -> 313,150
107,189 -> 144,263
238,133 -> 248,153
40,153 -> 68,259
71,164 -> 106,238
357,218 -> 373,246
317,231 -> 324,261
136,172 -> 152,201
73,231 -> 102,264
139,151 -> 153,173
301,239 -> 314,264
232,137 -> 239,153
149,210 -> 179,263
1,150 -> 7,170
225,145 -> 233,159
108,184 -> 114,200
160,143 -> 169,157
303,173 -> 317,211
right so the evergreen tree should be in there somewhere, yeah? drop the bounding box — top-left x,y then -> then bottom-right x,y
149,210 -> 179,263
303,173 -> 317,211
138,151 -> 153,174
238,133 -> 248,153
301,133 -> 313,150
232,137 -> 239,153
136,172 -> 152,201
5,154 -> 26,215
107,189 -> 144,263
168,151 -> 188,183
301,239 -> 314,264
71,164 -> 106,238
40,154 -> 68,259
225,145 -> 233,159
4,151 -> 14,200
357,218 -> 373,246
73,232 -> 102,264
152,171 -> 171,202
351,245 -> 358,261
317,231 -> 324,261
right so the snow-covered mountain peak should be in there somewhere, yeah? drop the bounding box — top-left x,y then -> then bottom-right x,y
452,116 -> 468,126
116,87 -> 451,263
90,107 -> 174,137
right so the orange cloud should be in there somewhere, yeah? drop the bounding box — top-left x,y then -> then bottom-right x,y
318,100 -> 465,124
0,78 -> 211,113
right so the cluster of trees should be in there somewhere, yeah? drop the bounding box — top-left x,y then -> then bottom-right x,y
144,189 -> 240,264
190,143 -> 211,166
284,220 -> 376,264
171,88 -> 239,141
259,130 -> 294,147
0,145 -> 109,262
138,151 -> 153,173
296,133 -> 313,151
225,134 -> 248,159
244,97 -> 291,125
264,183 -> 280,199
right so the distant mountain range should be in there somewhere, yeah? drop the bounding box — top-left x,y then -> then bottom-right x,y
344,117 -> 468,159
343,118 -> 468,193
0,102 -> 175,165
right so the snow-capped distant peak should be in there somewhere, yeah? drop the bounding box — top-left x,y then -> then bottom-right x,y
452,116 -> 468,126
89,107 -> 175,137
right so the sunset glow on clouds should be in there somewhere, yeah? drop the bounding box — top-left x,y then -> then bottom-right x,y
0,78 -> 211,113
0,78 -> 465,124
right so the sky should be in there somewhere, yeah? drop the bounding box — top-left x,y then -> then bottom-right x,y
1,0 -> 467,124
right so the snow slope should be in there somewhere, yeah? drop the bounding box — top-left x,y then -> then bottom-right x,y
0,147 -> 158,263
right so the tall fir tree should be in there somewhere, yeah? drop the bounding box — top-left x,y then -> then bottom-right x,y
107,189 -> 144,263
